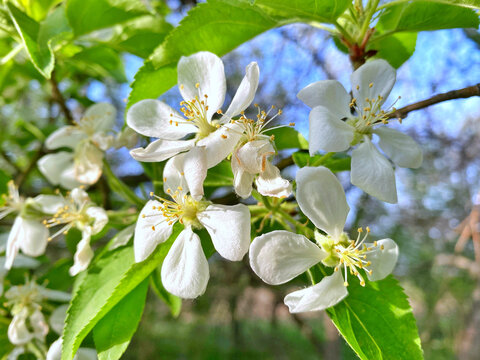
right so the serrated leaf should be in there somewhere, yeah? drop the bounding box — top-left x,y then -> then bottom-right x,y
369,32 -> 417,68
127,0 -> 348,110
62,224 -> 182,360
65,0 -> 149,36
93,279 -> 149,360
265,127 -> 308,150
150,268 -> 182,318
327,276 -> 423,360
377,1 -> 479,33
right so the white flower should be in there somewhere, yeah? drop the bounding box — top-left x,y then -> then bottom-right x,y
38,103 -> 117,189
230,106 -> 292,198
297,59 -> 422,203
127,51 -> 259,199
134,157 -> 251,299
1,181 -> 63,269
249,166 -> 399,313
5,281 -> 70,346
44,188 -> 108,276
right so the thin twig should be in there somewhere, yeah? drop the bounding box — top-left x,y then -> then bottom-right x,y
15,147 -> 45,188
50,71 -> 74,125
390,84 -> 480,120
0,149 -> 21,173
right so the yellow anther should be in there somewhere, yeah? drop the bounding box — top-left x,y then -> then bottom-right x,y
366,226 -> 370,233
289,122 -> 295,126
358,227 -> 363,233
195,83 -> 200,88
369,83 -> 373,88
151,226 -> 155,231
150,192 -> 154,196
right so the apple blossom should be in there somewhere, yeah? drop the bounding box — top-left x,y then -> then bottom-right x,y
249,166 -> 399,313
38,103 -> 117,189
297,59 -> 422,203
43,188 -> 108,276
127,51 -> 259,199
134,156 -> 251,299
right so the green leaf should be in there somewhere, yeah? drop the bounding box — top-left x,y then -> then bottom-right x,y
0,318 -> 14,358
17,0 -> 62,21
70,46 -> 126,82
65,0 -> 149,36
7,2 -> 53,78
292,152 -> 351,172
150,268 -> 182,318
62,224 -> 182,360
127,0 -> 349,109
93,279 -> 149,360
376,1 -> 479,33
265,126 -> 308,150
327,276 -> 423,360
369,32 -> 417,68
204,161 -> 234,187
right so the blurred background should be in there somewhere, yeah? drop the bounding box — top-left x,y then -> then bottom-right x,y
1,0 -> 480,359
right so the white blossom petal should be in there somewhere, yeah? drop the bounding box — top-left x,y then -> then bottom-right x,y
70,188 -> 89,207
127,99 -> 196,139
177,51 -> 226,120
196,122 -> 243,168
351,137 -> 398,204
30,308 -> 49,339
163,154 -> 189,197
45,126 -> 87,150
351,59 -> 396,109
220,62 -> 259,122
234,139 -> 275,174
231,154 -> 255,198
82,102 -> 117,133
308,105 -> 355,155
374,127 -> 423,168
134,200 -> 173,262
74,142 -> 104,185
255,162 -> 292,198
197,204 -> 251,261
296,167 -> 349,239
183,146 -> 207,200
91,133 -> 114,151
130,138 -> 195,162
297,80 -> 352,118
8,309 -> 33,345
38,152 -> 82,189
46,339 -> 62,360
85,206 -> 108,235
284,271 -> 348,313
39,287 -> 71,302
249,230 -> 326,285
109,224 -> 135,250
32,195 -> 65,214
366,238 -> 399,281
161,227 -> 209,299
69,228 -> 94,276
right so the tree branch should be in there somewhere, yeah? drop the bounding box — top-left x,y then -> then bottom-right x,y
390,83 -> 480,120
15,146 -> 45,188
50,71 -> 75,125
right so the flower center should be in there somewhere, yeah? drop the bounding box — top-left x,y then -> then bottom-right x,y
147,190 -> 208,229
5,282 -> 43,312
169,83 -> 217,139
316,227 -> 382,287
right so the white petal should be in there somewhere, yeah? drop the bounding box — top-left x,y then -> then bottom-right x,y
134,200 -> 173,262
70,188 -> 89,207
177,51 -> 226,120
249,230 -> 326,285
30,308 -> 49,339
220,62 -> 259,122
91,133 -> 114,151
17,218 -> 49,258
231,154 -> 255,198
234,139 -> 274,174
46,339 -> 62,360
74,142 -> 104,185
163,154 -> 189,197
126,99 -> 196,139
183,146 -> 207,200
351,138 -> 398,204
38,152 -> 80,188
296,167 -> 349,239
255,162 -> 292,198
374,127 -> 423,168
197,204 -> 251,261
130,138 -> 195,162
59,164 -> 84,190
308,106 -> 355,155
109,224 -> 135,250
5,217 -> 23,269
45,126 -> 87,150
197,122 -> 243,168
86,206 -> 108,235
297,80 -> 351,118
284,271 -> 348,313
351,59 -> 396,109
366,238 -> 399,281
114,127 -> 138,149
161,227 -> 209,299
69,228 -> 94,276
8,310 -> 33,345
82,102 -> 117,133
39,287 -> 71,302
32,195 -> 66,214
